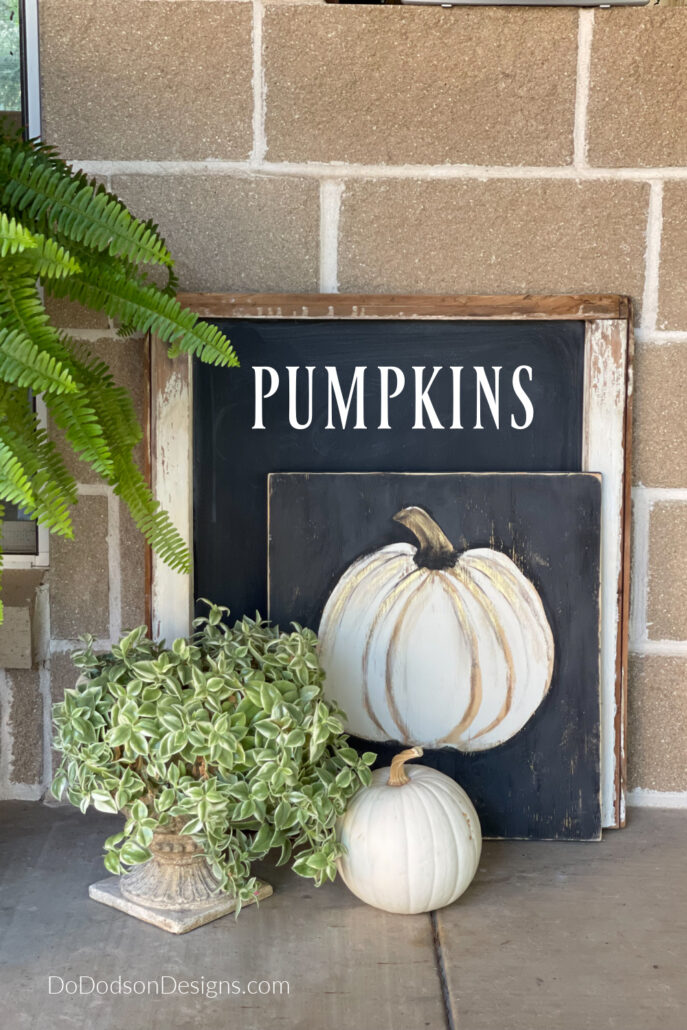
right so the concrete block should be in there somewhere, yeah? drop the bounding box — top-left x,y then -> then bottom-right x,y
111,174 -> 320,292
647,502 -> 687,640
264,7 -> 578,165
338,178 -> 648,304
40,0 -> 253,160
588,11 -> 687,168
628,654 -> 687,791
658,183 -> 687,331
7,669 -> 43,786
50,495 -> 109,640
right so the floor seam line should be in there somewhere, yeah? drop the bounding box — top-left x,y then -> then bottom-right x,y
431,910 -> 456,1030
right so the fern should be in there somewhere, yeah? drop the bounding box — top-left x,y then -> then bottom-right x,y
0,140 -> 174,270
0,212 -> 36,257
0,127 -> 241,591
48,256 -> 238,367
0,269 -> 115,476
0,328 -> 77,394
0,391 -> 76,536
21,234 -> 81,280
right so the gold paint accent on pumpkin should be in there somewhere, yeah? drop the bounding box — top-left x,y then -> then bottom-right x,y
387,746 -> 424,787
320,551 -> 399,644
443,567 -> 516,744
434,574 -> 484,746
320,550 -> 408,736
361,565 -> 423,735
463,552 -> 555,691
383,573 -> 435,742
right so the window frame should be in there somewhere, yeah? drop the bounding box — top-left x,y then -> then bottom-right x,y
2,0 -> 46,568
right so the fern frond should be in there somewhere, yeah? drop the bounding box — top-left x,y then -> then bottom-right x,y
0,270 -> 114,475
112,457 -> 190,574
48,387 -> 112,476
48,263 -> 239,367
14,234 -> 81,280
0,266 -> 69,346
0,327 -> 77,394
0,129 -> 238,576
0,213 -> 36,257
77,352 -> 142,454
0,438 -> 37,512
0,271 -> 140,482
0,391 -> 76,536
0,141 -> 174,269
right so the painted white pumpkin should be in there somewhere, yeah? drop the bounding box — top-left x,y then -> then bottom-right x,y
319,505 -> 554,751
337,747 -> 481,914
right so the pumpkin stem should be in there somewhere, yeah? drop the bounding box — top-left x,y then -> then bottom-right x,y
388,746 -> 424,787
393,507 -> 458,570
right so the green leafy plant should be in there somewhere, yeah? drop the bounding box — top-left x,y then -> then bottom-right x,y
0,123 -> 238,588
52,602 -> 376,910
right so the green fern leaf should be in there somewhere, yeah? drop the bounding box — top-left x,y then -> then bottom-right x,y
0,212 -> 36,257
0,141 -> 174,270
111,457 -> 190,574
0,393 -> 76,536
0,270 -> 115,475
0,129 -> 238,577
0,438 -> 37,512
48,265 -> 239,368
0,327 -> 77,394
13,233 -> 81,280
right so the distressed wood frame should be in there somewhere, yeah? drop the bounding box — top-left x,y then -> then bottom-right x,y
150,293 -> 633,829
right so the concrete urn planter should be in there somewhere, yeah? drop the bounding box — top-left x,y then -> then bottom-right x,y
89,820 -> 272,934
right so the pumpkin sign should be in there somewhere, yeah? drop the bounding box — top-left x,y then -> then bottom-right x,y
319,505 -> 555,751
337,747 -> 482,914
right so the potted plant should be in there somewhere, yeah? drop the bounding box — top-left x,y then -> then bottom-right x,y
52,602 -> 375,933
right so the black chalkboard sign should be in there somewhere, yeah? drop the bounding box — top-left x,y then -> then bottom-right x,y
182,292 -> 631,831
193,317 -> 585,618
267,472 -> 602,840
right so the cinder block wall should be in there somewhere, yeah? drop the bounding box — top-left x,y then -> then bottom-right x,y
2,2 -> 686,804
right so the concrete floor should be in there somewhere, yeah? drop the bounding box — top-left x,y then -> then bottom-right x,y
0,803 -> 685,1030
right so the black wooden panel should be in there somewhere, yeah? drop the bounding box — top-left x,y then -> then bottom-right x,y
268,472 -> 601,841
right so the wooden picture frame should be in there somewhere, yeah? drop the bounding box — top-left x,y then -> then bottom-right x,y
149,293 -> 633,829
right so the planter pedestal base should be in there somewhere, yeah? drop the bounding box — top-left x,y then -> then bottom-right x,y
88,825 -> 272,933
89,877 -> 272,934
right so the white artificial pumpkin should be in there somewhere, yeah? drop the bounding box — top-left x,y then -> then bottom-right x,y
319,505 -> 554,752
337,747 -> 481,914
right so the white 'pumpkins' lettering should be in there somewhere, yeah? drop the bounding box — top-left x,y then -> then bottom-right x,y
251,365 -> 535,431
337,747 -> 482,914
318,506 -> 555,751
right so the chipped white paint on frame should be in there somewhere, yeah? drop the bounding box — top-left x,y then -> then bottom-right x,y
583,319 -> 629,827
150,340 -> 194,645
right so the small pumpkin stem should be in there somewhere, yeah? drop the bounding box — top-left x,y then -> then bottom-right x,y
388,746 -> 424,787
393,507 -> 458,569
